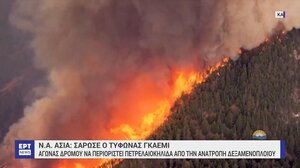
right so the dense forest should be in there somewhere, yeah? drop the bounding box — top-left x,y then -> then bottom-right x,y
112,28 -> 300,168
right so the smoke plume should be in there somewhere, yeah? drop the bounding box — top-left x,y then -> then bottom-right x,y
1,0 -> 300,167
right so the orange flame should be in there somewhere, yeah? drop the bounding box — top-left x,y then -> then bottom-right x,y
111,56 -> 229,140
56,57 -> 229,168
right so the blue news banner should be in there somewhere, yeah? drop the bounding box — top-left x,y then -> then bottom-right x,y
15,140 -> 35,159
15,140 -> 286,159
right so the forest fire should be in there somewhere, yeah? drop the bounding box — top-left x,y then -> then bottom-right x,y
110,57 -> 229,140
53,57 -> 229,168
1,0 -> 300,168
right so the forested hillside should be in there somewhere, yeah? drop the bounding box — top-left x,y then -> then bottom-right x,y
115,28 -> 300,168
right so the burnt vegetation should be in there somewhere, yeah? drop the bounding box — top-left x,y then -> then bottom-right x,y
114,28 -> 300,168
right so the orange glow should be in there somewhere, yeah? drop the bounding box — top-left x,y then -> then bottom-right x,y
110,56 -> 229,140
55,57 -> 229,168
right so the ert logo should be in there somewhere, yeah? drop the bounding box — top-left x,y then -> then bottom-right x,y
15,140 -> 35,159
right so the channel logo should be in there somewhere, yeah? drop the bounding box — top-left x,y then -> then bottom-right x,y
275,11 -> 285,18
15,140 -> 35,159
